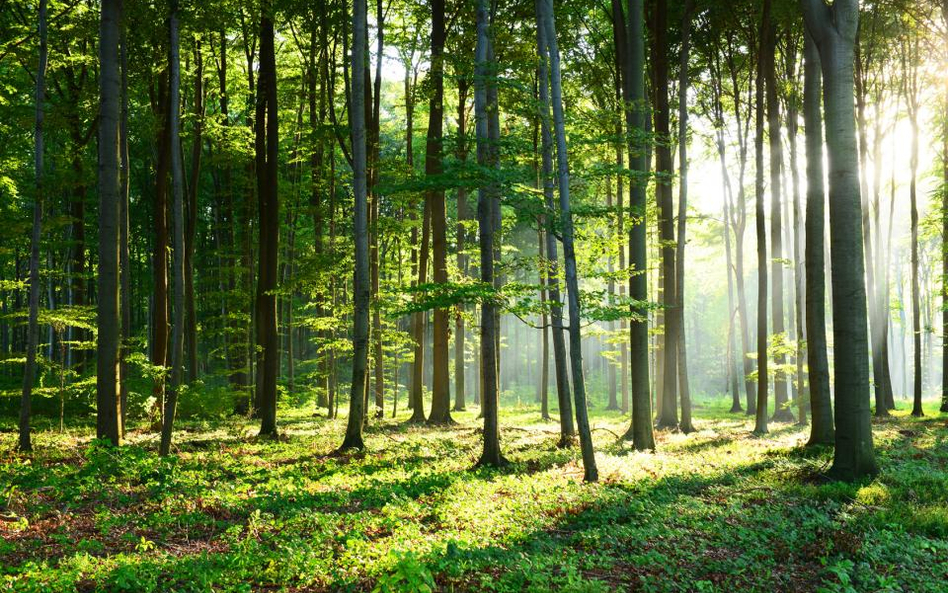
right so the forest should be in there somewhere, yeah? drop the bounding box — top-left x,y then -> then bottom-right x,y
1,0 -> 948,590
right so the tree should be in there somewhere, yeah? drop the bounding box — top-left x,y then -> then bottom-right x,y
538,2 -> 575,448
427,0 -> 453,426
753,0 -> 772,436
474,0 -> 505,468
341,0 -> 369,451
765,5 -> 793,424
617,0 -> 655,451
539,0 -> 597,482
802,24 -> 833,447
96,0 -> 123,446
902,32 -> 924,418
160,0 -> 186,456
676,0 -> 696,434
255,0 -> 280,438
802,0 -> 879,481
652,0 -> 679,430
18,0 -> 48,453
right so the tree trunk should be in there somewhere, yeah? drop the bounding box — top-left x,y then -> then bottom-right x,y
802,0 -> 878,480
151,69 -> 171,422
341,0 -> 369,450
753,0 -> 771,435
676,0 -> 695,434
474,0 -> 506,467
119,24 -> 131,437
18,0 -> 48,453
540,0 -> 597,482
802,26 -> 833,446
185,40 -> 204,384
538,0 -> 575,447
649,0 -> 678,430
408,199 -> 430,423
255,1 -> 280,438
766,16 -> 792,424
160,0 -> 186,456
96,0 -> 123,446
427,0 -> 453,425
455,79 -> 470,412
614,0 -> 654,450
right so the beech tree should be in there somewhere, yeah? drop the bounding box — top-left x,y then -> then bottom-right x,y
802,0 -> 878,481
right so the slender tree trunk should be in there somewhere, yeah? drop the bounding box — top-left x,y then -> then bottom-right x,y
649,0 -> 678,430
151,69 -> 171,422
255,1 -> 280,437
803,0 -> 878,481
538,225 -> 551,420
614,0 -> 654,449
427,0 -> 452,425
475,0 -> 506,467
119,24 -> 130,436
910,108 -> 923,417
97,0 -> 123,446
766,17 -> 792,423
537,8 -> 575,446
160,0 -> 186,456
18,0 -> 48,453
753,0 -> 771,435
942,4 -> 948,412
540,0 -> 597,482
802,26 -> 833,446
185,41 -> 204,383
408,199 -> 430,422
606,173 -> 618,412
455,80 -> 470,412
676,0 -> 695,434
341,0 -> 369,450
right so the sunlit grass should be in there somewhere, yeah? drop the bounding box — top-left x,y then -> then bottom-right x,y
1,397 -> 947,592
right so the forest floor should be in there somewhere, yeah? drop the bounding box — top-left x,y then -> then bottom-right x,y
1,398 -> 947,593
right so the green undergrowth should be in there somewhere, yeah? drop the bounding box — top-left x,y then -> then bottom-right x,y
1,399 -> 946,592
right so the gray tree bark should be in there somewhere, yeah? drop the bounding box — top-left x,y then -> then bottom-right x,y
18,0 -> 48,453
341,0 -> 369,450
540,0 -> 597,482
802,25 -> 833,446
802,0 -> 878,480
96,0 -> 123,446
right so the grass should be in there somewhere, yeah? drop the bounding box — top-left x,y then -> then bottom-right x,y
1,397 -> 947,592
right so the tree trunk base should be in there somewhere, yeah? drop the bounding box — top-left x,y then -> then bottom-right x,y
729,404 -> 744,414
474,453 -> 509,469
771,409 -> 796,423
336,434 -> 365,452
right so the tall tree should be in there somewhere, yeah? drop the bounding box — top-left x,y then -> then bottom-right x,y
753,0 -> 772,436
475,0 -> 505,467
802,0 -> 878,481
902,34 -> 924,418
676,0 -> 696,434
538,3 -> 575,447
652,0 -> 679,430
96,0 -> 123,446
765,9 -> 792,423
617,0 -> 655,451
341,0 -> 369,450
539,0 -> 597,482
255,0 -> 280,437
427,0 -> 453,425
18,0 -> 48,453
941,0 -> 948,415
160,0 -> 185,456
802,25 -> 833,447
